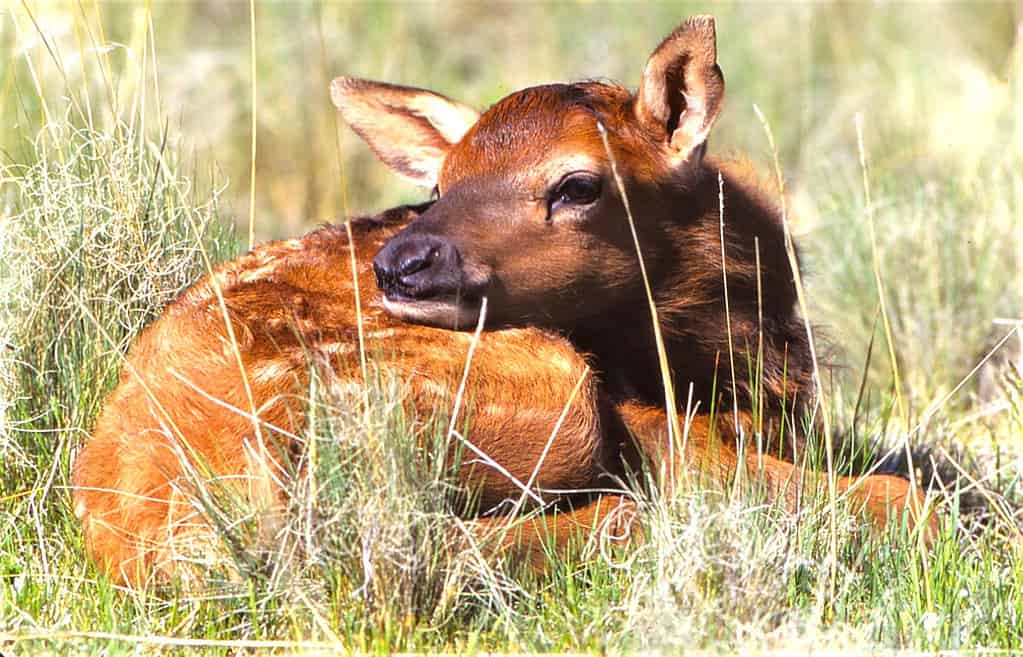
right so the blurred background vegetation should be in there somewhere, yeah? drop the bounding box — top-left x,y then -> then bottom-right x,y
4,1 -> 1021,433
3,3 -> 1017,227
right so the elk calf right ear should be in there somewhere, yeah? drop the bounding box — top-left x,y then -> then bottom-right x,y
635,15 -> 725,166
331,78 -> 480,188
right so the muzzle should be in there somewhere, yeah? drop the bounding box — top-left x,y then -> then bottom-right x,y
372,232 -> 464,302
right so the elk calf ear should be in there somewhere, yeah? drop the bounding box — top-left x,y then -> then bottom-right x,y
331,77 -> 480,188
635,15 -> 725,166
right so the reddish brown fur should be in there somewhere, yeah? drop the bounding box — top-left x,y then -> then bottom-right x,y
368,81 -> 814,447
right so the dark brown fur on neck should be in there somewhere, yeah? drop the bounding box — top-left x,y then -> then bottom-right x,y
568,156 -> 814,459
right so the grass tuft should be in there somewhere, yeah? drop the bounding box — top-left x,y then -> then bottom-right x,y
1,116 -> 235,485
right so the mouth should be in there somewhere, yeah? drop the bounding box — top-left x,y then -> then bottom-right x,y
380,291 -> 485,330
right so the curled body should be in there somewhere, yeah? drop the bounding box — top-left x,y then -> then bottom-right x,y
73,205 -> 929,587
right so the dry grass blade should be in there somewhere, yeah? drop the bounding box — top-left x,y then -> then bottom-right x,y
521,365 -> 592,501
752,103 -> 838,604
247,0 -> 257,250
718,172 -> 741,433
596,121 -> 684,480
448,429 -> 540,505
447,296 -> 488,442
499,363 -> 593,542
854,114 -> 907,426
855,113 -> 935,610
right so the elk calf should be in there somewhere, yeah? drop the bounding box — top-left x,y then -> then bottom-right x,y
75,15 -> 935,587
333,16 -> 936,537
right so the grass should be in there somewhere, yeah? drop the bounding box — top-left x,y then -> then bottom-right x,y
3,1 -> 1023,654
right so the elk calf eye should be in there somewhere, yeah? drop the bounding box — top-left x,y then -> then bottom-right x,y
551,173 -> 602,209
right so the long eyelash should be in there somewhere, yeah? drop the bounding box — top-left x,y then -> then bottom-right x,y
430,185 -> 440,200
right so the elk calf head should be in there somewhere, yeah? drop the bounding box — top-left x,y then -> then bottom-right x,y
332,16 -> 724,329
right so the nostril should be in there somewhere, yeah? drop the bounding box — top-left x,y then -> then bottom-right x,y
372,261 -> 389,288
397,248 -> 438,278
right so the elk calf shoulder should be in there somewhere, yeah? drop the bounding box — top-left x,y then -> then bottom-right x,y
72,205 -> 620,586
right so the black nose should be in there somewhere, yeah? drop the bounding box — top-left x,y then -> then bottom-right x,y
373,233 -> 461,299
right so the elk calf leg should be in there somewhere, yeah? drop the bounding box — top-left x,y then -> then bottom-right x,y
469,494 -> 638,572
617,401 -> 937,539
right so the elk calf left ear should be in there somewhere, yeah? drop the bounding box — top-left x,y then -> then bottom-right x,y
331,77 -> 480,188
635,15 -> 725,165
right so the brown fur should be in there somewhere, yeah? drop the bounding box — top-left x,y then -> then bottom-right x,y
365,80 -> 814,447
444,82 -> 937,531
